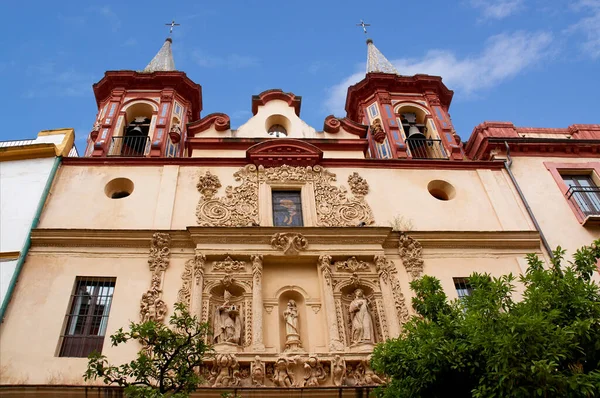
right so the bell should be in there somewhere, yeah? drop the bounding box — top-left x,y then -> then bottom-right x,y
406,125 -> 426,141
127,125 -> 145,136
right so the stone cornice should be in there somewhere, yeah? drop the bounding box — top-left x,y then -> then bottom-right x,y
30,228 -> 541,251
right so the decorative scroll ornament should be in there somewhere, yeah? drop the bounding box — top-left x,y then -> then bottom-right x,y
399,234 -> 424,280
212,256 -> 246,272
141,233 -> 172,323
259,165 -> 374,227
196,165 -> 259,227
335,256 -> 369,272
176,251 -> 206,309
271,232 -> 308,255
375,255 -> 410,324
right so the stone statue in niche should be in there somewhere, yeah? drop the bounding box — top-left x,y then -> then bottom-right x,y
283,299 -> 303,352
250,356 -> 265,387
213,289 -> 242,345
302,354 -> 328,387
271,356 -> 296,387
332,355 -> 347,387
349,289 -> 375,345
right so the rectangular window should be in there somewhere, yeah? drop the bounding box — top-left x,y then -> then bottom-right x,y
272,190 -> 303,227
562,174 -> 600,217
59,277 -> 116,358
453,277 -> 472,299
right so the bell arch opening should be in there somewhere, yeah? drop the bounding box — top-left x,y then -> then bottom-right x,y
119,102 -> 154,157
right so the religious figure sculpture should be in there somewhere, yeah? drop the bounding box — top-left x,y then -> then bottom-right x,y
250,356 -> 265,387
213,289 -> 242,345
302,354 -> 327,387
349,289 -> 375,345
283,299 -> 303,352
271,356 -> 296,387
332,355 -> 347,387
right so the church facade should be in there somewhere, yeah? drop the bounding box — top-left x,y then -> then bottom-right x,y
0,37 -> 598,396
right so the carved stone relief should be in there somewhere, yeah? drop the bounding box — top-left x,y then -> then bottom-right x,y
208,353 -> 241,387
399,234 -> 424,280
251,356 -> 266,386
212,256 -> 246,272
302,354 -> 328,387
176,250 -> 205,310
331,355 -> 347,387
334,256 -> 369,272
271,232 -> 308,255
375,255 -> 410,325
140,233 -> 171,323
268,356 -> 297,387
195,165 -> 375,227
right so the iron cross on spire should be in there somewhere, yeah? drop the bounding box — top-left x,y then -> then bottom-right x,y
165,19 -> 180,35
356,19 -> 370,34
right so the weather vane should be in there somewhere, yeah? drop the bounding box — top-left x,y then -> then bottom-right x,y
165,19 -> 180,35
356,19 -> 370,35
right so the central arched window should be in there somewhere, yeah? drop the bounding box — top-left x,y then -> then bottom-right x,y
268,124 -> 288,138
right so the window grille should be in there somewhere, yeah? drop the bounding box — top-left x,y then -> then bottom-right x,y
453,277 -> 472,299
59,277 -> 116,358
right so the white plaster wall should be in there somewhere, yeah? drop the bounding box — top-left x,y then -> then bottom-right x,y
0,157 -> 55,306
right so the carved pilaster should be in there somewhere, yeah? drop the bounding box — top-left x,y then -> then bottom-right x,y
177,250 -> 205,320
251,254 -> 265,351
319,255 -> 345,351
375,255 -> 410,336
140,233 -> 171,323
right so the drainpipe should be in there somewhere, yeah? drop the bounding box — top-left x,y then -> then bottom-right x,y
503,142 -> 553,259
0,156 -> 61,323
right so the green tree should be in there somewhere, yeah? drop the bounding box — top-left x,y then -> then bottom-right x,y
84,302 -> 210,398
372,240 -> 600,398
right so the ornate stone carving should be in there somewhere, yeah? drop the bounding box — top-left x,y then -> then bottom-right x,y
376,298 -> 389,340
148,233 -> 171,272
251,356 -> 265,386
283,299 -> 303,352
259,165 -> 374,227
212,289 -> 242,345
270,356 -> 297,387
375,255 -> 410,324
212,256 -> 246,272
196,165 -> 259,227
177,251 -> 205,309
335,256 -> 369,272
332,355 -> 347,387
302,354 -> 328,387
352,355 -> 385,386
335,299 -> 347,344
140,233 -> 171,323
251,255 -> 265,351
348,172 -> 370,197
370,119 -> 386,143
399,234 -> 424,280
244,298 -> 252,348
349,288 -> 375,345
271,232 -> 308,255
319,254 -> 333,285
208,353 -> 241,387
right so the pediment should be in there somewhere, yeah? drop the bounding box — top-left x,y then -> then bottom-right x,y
246,139 -> 323,167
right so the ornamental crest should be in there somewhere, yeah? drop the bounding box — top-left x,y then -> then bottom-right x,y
334,256 -> 370,272
271,232 -> 308,255
212,256 -> 246,272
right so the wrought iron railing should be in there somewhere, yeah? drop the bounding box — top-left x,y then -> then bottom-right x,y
566,186 -> 600,219
108,136 -> 150,157
406,138 -> 447,159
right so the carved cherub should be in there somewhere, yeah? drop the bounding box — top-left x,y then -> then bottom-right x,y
302,354 -> 327,387
332,355 -> 346,387
271,356 -> 296,387
251,356 -> 265,387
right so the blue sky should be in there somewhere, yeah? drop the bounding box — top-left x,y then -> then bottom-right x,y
1,0 -> 599,153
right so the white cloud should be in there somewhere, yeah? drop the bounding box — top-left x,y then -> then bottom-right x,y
468,0 -> 524,20
192,50 -> 259,69
22,62 -> 93,99
325,31 -> 553,116
567,0 -> 600,58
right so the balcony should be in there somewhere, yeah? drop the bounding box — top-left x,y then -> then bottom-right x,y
566,186 -> 600,226
407,138 -> 448,160
108,136 -> 150,157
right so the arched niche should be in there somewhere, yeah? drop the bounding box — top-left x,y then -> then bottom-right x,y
208,282 -> 248,347
277,288 -> 309,353
113,101 -> 156,156
337,281 -> 384,346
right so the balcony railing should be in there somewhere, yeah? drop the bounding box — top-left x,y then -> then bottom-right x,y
407,138 -> 447,159
108,136 -> 150,157
566,186 -> 600,223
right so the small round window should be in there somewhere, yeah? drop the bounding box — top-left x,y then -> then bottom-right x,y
268,124 -> 287,138
105,178 -> 134,199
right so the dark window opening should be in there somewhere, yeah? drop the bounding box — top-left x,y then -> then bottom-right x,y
59,277 -> 116,358
453,277 -> 472,299
562,174 -> 600,217
272,190 -> 303,227
122,117 -> 151,156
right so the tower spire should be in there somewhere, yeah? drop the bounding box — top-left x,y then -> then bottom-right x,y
142,37 -> 176,73
366,38 -> 398,75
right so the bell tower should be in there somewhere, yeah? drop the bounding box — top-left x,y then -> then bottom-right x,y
345,39 -> 462,160
85,37 -> 202,158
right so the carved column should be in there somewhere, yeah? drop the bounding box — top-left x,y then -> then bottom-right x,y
375,255 -> 410,337
177,250 -> 205,319
318,255 -> 345,351
140,232 -> 171,324
193,250 -> 206,320
251,255 -> 265,351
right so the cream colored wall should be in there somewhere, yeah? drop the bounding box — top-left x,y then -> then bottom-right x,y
510,156 -> 600,258
39,165 -> 533,233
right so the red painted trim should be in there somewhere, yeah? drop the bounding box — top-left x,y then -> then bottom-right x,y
187,113 -> 231,136
246,139 -> 323,167
544,161 -> 600,224
62,156 -> 504,170
322,115 -> 368,138
251,89 -> 301,116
